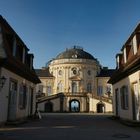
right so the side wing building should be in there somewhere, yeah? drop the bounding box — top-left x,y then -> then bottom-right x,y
0,15 -> 40,124
109,23 -> 140,121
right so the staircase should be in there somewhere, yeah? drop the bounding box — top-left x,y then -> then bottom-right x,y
92,95 -> 112,104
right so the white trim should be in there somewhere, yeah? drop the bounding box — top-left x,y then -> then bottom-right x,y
133,35 -> 137,55
123,48 -> 127,63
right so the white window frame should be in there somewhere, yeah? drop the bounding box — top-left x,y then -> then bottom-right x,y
133,35 -> 137,55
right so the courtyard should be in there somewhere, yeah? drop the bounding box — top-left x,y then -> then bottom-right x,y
0,113 -> 140,140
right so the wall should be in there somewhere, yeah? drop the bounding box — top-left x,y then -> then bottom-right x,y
97,77 -> 112,97
0,67 -> 36,124
89,97 -> 112,112
38,98 -> 60,112
113,70 -> 140,120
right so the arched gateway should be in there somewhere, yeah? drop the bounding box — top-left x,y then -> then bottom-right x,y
69,99 -> 80,112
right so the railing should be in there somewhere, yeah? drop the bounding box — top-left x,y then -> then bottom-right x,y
92,94 -> 112,104
36,92 -> 112,104
64,92 -> 87,96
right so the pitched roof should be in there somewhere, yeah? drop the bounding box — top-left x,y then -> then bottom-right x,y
108,23 -> 140,84
108,55 -> 140,84
35,67 -> 54,77
97,69 -> 115,77
0,15 -> 40,84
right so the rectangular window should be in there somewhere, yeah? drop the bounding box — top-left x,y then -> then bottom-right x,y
106,85 -> 112,97
120,85 -> 129,110
106,85 -> 111,93
22,47 -> 25,63
19,84 -> 27,109
47,86 -> 52,96
133,35 -> 137,55
97,86 -> 103,96
87,83 -> 92,93
38,84 -> 43,93
123,48 -> 127,63
13,37 -> 16,56
116,55 -> 120,69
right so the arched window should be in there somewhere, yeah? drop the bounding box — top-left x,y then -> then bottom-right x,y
87,83 -> 92,93
72,82 -> 77,93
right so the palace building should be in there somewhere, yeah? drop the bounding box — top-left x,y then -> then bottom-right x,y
36,46 -> 115,113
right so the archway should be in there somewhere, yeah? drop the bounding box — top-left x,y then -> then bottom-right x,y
45,101 -> 53,112
97,102 -> 105,113
69,99 -> 80,112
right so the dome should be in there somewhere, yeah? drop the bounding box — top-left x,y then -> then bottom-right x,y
56,46 -> 96,60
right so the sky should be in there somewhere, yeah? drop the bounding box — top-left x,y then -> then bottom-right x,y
0,0 -> 140,69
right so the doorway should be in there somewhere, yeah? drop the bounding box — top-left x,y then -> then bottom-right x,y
69,99 -> 80,112
97,102 -> 105,113
28,87 -> 34,116
115,88 -> 119,116
45,101 -> 53,112
7,80 -> 17,121
132,83 -> 140,121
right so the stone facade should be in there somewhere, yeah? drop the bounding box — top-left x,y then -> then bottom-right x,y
36,47 -> 114,113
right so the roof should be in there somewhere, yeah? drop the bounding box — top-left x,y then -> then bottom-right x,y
0,58 -> 41,84
0,15 -> 40,84
108,55 -> 140,84
56,46 -> 96,60
121,23 -> 140,50
108,23 -> 140,84
0,15 -> 29,51
97,69 -> 115,77
35,67 -> 54,77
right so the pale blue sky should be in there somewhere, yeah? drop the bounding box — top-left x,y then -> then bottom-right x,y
0,0 -> 140,68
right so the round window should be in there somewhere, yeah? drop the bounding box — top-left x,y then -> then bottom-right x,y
73,69 -> 77,75
58,70 -> 62,75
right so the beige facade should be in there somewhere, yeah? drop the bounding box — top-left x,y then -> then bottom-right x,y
36,47 -> 114,113
49,58 -> 99,94
112,71 -> 140,120
0,68 -> 36,123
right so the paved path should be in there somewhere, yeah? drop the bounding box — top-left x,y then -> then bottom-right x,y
0,113 -> 140,140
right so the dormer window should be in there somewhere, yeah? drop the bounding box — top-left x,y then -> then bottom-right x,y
132,35 -> 137,55
123,47 -> 127,63
22,47 -> 25,63
116,55 -> 120,69
13,37 -> 16,56
29,54 -> 34,70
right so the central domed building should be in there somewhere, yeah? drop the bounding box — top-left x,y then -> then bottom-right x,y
36,46 -> 115,113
